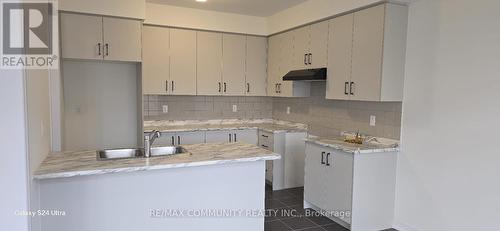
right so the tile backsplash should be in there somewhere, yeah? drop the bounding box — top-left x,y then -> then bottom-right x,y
143,95 -> 273,121
272,82 -> 402,139
143,82 -> 402,139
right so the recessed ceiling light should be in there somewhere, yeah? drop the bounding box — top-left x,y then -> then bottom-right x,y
196,0 -> 207,2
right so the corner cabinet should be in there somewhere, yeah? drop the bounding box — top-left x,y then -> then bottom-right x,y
61,13 -> 141,62
326,3 -> 408,102
267,32 -> 311,98
304,142 -> 398,231
142,26 -> 197,95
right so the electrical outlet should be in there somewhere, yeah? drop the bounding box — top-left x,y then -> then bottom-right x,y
286,106 -> 291,114
162,105 -> 168,113
370,115 -> 376,126
232,105 -> 238,112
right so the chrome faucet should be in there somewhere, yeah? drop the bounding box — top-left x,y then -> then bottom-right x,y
144,130 -> 161,158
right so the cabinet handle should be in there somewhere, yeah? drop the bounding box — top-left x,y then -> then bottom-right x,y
261,144 -> 269,148
326,153 -> 331,166
261,134 -> 269,138
350,82 -> 354,95
172,81 -> 174,92
97,43 -> 102,56
275,83 -> 278,93
308,53 -> 312,65
224,82 -> 227,93
304,54 -> 308,65
177,136 -> 180,145
166,80 -> 169,93
247,83 -> 250,93
278,83 -> 281,93
105,43 -> 109,56
229,133 -> 232,142
321,152 -> 325,164
344,82 -> 349,95
234,133 -> 237,142
218,82 -> 221,92
171,136 -> 175,146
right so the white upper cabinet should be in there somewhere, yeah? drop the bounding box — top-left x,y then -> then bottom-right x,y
142,26 -> 170,95
268,31 -> 311,98
267,34 -> 282,97
326,14 -> 354,100
309,21 -> 329,69
291,21 -> 329,70
61,13 -> 141,62
61,13 -> 103,60
245,36 -> 268,96
102,17 -> 142,62
292,26 -> 310,70
222,34 -> 246,95
197,31 -> 223,95
350,4 -> 408,101
326,3 -> 408,102
170,28 -> 197,95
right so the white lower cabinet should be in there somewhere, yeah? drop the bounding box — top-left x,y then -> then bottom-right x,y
175,131 -> 206,145
205,129 -> 258,145
304,142 -> 398,231
259,130 -> 307,190
150,132 -> 205,146
205,130 -> 233,143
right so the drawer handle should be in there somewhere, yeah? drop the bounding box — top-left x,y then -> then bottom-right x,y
261,135 -> 269,138
321,152 -> 325,165
261,144 -> 269,148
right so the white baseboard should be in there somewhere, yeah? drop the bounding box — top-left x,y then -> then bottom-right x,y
393,221 -> 419,231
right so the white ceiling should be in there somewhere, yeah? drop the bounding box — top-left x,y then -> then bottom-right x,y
146,0 -> 308,17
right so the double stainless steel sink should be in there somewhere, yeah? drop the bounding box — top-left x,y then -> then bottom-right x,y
97,146 -> 187,160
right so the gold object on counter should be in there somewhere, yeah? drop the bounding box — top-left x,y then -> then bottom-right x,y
344,131 -> 364,144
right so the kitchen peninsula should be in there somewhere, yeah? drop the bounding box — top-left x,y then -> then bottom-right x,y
34,142 -> 279,231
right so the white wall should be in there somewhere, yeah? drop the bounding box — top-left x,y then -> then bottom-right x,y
59,0 -> 145,19
145,3 -> 268,35
62,61 -> 139,150
25,69 -> 53,231
0,70 -> 29,231
395,0 -> 500,230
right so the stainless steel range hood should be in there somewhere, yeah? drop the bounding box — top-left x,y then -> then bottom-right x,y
282,68 -> 327,81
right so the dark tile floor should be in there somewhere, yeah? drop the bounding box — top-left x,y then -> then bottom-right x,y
264,185 -> 398,231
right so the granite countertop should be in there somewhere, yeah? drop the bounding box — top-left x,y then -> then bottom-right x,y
305,136 -> 400,154
34,142 -> 280,180
143,119 -> 307,134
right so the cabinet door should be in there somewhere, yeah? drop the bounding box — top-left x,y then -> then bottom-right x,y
309,21 -> 329,68
304,143 -> 326,207
142,26 -> 170,95
170,28 -> 197,95
351,5 -> 385,101
102,17 -> 142,62
222,34 -> 246,95
197,31 -> 223,95
152,132 -> 175,146
205,130 -> 232,143
176,131 -> 205,145
326,14 -> 354,100
245,36 -> 267,96
279,31 -> 295,97
234,129 -> 258,145
267,35 -> 281,96
60,13 -> 103,60
292,26 -> 310,70
324,150 -> 354,224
